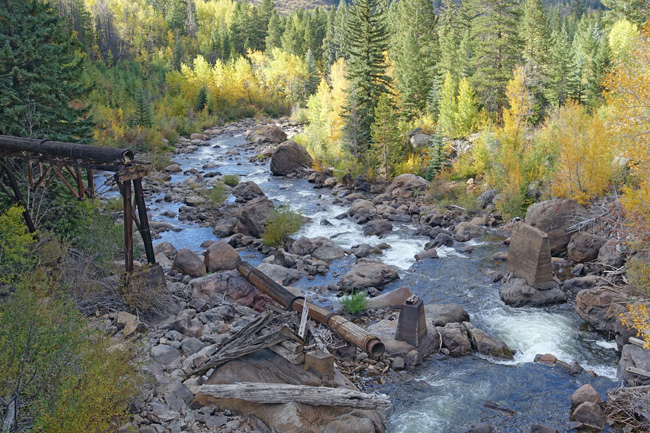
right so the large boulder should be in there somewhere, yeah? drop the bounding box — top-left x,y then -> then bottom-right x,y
436,323 -> 472,357
348,199 -> 375,219
290,236 -> 345,261
154,241 -> 178,260
338,260 -> 400,292
597,239 -> 628,268
246,124 -> 287,144
570,384 -> 605,431
385,174 -> 427,198
567,232 -> 605,263
454,222 -> 483,242
172,249 -> 206,277
424,303 -> 470,327
234,197 -> 274,238
576,287 -> 628,335
499,277 -> 567,307
618,343 -> 650,386
270,141 -> 313,176
409,133 -> 433,149
524,199 -> 588,255
257,263 -> 308,286
363,219 -> 393,237
464,322 -> 513,359
231,181 -> 265,202
204,241 -> 241,272
191,270 -> 272,312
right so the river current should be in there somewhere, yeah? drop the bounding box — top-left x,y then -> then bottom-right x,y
115,132 -> 619,432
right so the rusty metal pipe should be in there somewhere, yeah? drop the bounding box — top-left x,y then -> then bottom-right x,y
0,135 -> 133,165
237,262 -> 385,356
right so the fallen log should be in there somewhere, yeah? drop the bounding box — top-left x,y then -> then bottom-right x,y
199,383 -> 392,411
237,261 -> 384,356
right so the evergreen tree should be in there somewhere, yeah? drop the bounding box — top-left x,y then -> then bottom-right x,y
438,72 -> 457,137
343,0 -> 391,161
370,94 -> 402,181
471,0 -> 523,114
266,13 -> 284,51
196,86 -> 207,112
521,0 -> 552,112
438,0 -> 462,79
545,24 -> 572,107
131,89 -> 153,128
166,0 -> 188,35
392,0 -> 440,117
0,0 -> 93,141
427,77 -> 441,121
323,3 -> 348,66
305,48 -> 319,96
600,0 -> 649,25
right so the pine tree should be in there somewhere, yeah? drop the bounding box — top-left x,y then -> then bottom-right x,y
343,0 -> 391,161
371,94 -> 402,181
196,86 -> 207,112
392,0 -> 439,117
131,89 -> 153,128
520,0 -> 552,112
323,3 -> 348,66
471,0 -> 523,114
427,77 -> 441,121
0,0 -> 93,141
305,48 -> 319,96
545,24 -> 572,107
600,0 -> 649,26
266,13 -> 284,51
438,0 -> 461,79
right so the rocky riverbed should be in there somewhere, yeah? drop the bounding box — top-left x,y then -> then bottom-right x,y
94,119 -> 649,433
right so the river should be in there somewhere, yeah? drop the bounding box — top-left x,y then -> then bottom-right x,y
138,131 -> 619,432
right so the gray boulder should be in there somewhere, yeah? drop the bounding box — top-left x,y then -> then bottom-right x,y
525,199 -> 587,255
454,222 -> 483,242
575,287 -> 627,334
246,124 -> 287,144
204,241 -> 241,272
436,323 -> 472,357
424,303 -> 470,327
409,133 -> 433,149
385,174 -> 427,198
270,141 -> 313,176
597,239 -> 628,268
363,219 -> 393,236
154,241 -> 178,260
499,277 -> 567,307
234,197 -> 274,238
257,263 -> 308,286
567,232 -> 605,263
338,260 -> 399,292
348,199 -> 375,219
290,236 -> 345,261
172,249 -> 206,277
231,181 -> 265,202
464,322 -> 513,359
618,343 -> 650,386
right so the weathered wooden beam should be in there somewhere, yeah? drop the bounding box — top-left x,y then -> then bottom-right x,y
199,383 -> 392,411
269,340 -> 305,365
629,337 -> 646,348
626,366 -> 650,378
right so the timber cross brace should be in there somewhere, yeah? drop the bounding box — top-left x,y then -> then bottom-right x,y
0,135 -> 160,278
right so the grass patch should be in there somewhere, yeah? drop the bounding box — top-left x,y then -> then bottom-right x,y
340,290 -> 368,314
223,174 -> 240,187
262,206 -> 303,247
201,182 -> 228,207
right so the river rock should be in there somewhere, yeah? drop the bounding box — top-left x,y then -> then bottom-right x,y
477,189 -> 496,208
571,401 -> 605,431
597,239 -> 628,268
154,241 -> 178,260
257,263 -> 308,285
618,343 -> 650,386
165,163 -> 182,173
409,133 -> 433,149
454,222 -> 483,242
270,141 -> 313,176
524,199 -> 587,255
290,236 -> 345,261
499,277 -> 567,307
464,323 -> 513,359
366,286 -> 412,309
352,244 -> 382,258
562,275 -> 608,295
431,232 -> 454,248
151,345 -> 183,369
190,133 -> 207,141
424,303 -> 470,326
385,174 -> 428,198
246,124 -> 287,144
338,260 -> 400,292
567,232 -> 605,263
570,384 -> 603,411
191,270 -> 272,312
172,249 -> 206,277
348,199 -> 375,219
192,350 -> 384,433
436,323 -> 472,357
575,287 -> 627,334
204,241 -> 241,272
234,197 -> 274,238
231,181 -> 265,202
363,219 -> 393,236
415,249 -> 439,261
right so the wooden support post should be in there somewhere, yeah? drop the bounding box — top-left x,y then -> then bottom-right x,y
122,179 -> 134,273
133,178 -> 156,265
86,169 -> 94,198
1,158 -> 36,233
52,166 -> 80,198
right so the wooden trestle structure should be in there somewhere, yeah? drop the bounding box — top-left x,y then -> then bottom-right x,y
0,135 -> 160,279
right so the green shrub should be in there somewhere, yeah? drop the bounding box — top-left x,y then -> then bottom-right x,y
340,290 -> 368,314
0,206 -> 36,284
201,182 -> 228,207
628,257 -> 650,296
262,206 -> 304,247
0,275 -> 141,432
223,174 -> 240,187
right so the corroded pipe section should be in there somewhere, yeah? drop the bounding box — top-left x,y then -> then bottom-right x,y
0,135 -> 133,164
237,261 -> 385,356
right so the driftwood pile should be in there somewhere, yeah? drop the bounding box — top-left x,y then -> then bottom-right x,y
607,386 -> 650,431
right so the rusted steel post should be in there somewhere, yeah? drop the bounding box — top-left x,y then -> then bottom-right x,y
122,179 -> 134,273
133,178 -> 156,265
237,262 -> 385,356
1,158 -> 36,233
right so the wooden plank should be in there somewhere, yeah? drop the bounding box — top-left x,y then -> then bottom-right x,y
199,383 -> 392,411
629,337 -> 647,348
626,366 -> 650,378
269,341 -> 305,365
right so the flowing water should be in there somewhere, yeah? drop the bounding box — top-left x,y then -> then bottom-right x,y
121,132 -> 619,432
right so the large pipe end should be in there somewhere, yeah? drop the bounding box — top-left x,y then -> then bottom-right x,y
367,339 -> 385,357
